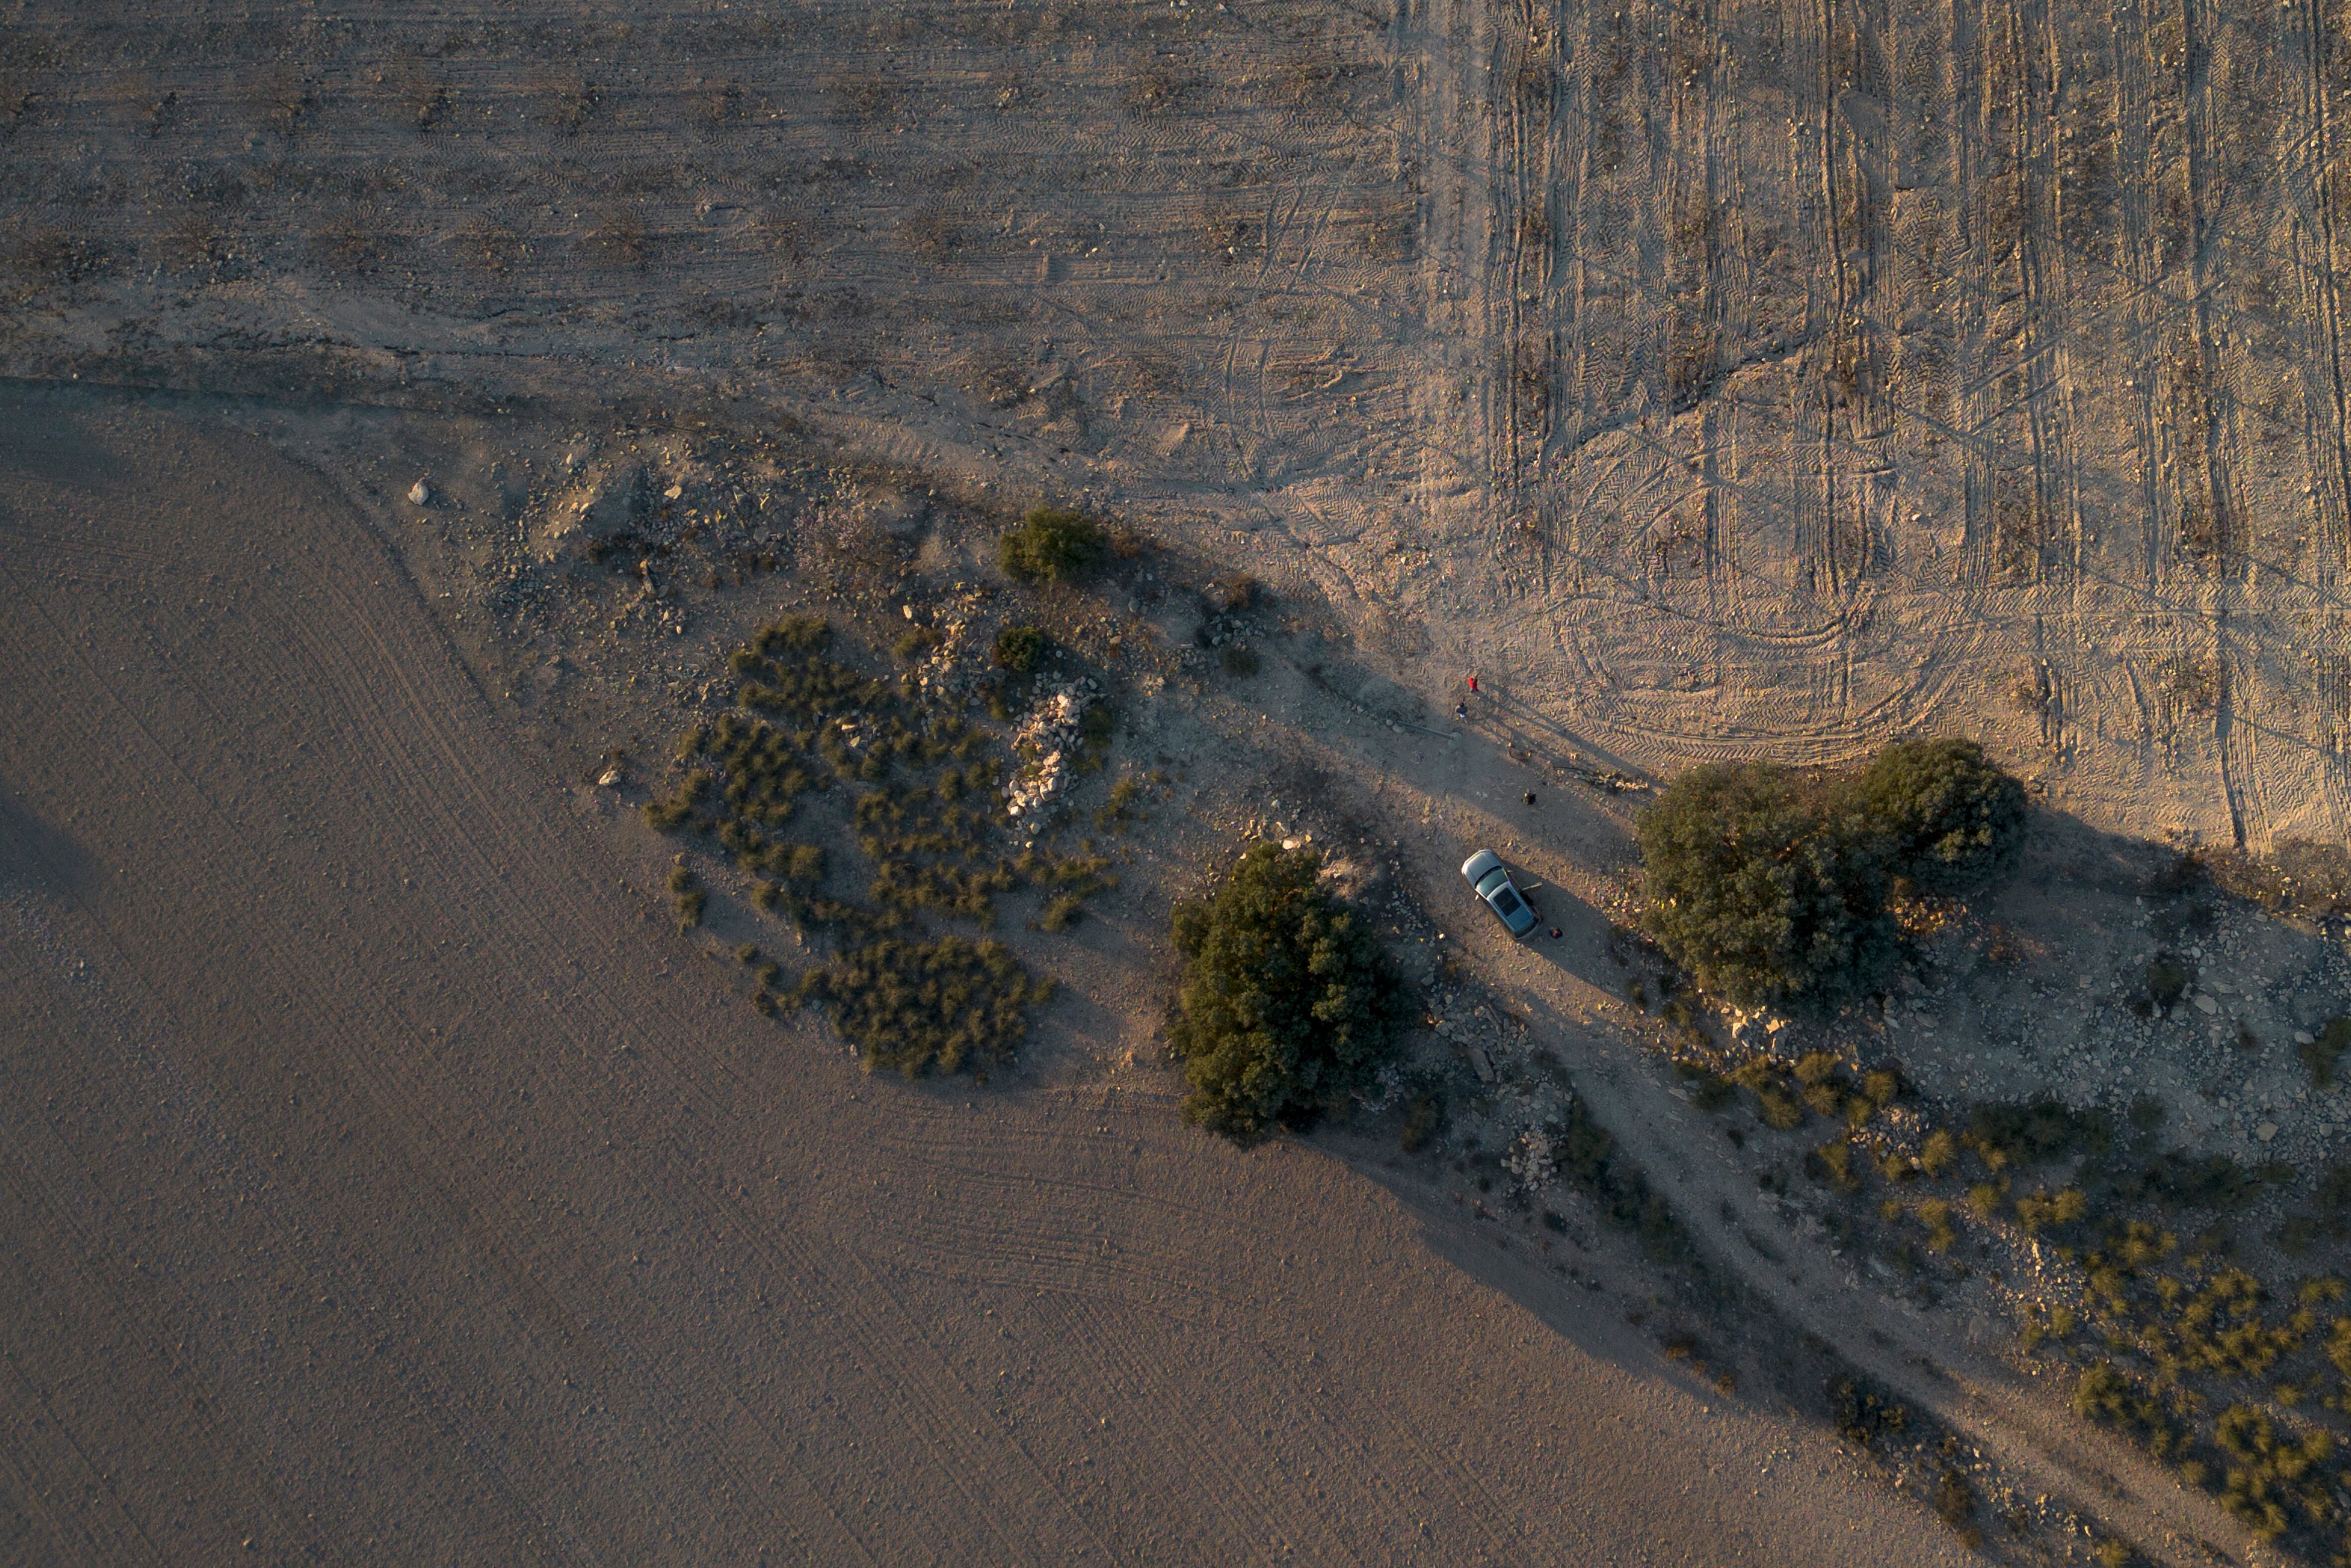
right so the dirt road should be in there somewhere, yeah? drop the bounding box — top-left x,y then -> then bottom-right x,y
0,394 -> 1983,1562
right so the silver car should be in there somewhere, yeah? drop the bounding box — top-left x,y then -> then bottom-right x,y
1460,849 -> 1538,938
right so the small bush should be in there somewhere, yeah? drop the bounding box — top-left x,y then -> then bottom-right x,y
1075,702 -> 1117,771
1206,572 -> 1260,611
892,625 -> 940,661
1933,1468 -> 1977,1530
1169,842 -> 1412,1142
1218,644 -> 1262,677
1807,1140 -> 1861,1193
1400,1090 -> 1445,1152
1038,893 -> 1083,932
2297,1016 -> 2351,1087
1675,1059 -> 1737,1112
999,507 -> 1106,584
2013,1186 -> 2087,1235
584,208 -> 651,269
1965,1098 -> 2112,1171
1829,1376 -> 1909,1446
2147,953 -> 2193,1010
675,887 -> 706,930
2117,1149 -> 2266,1210
1732,1057 -> 1807,1128
1094,775 -> 1147,833
1918,1128 -> 1959,1177
994,624 -> 1047,674
1842,737 -> 2028,895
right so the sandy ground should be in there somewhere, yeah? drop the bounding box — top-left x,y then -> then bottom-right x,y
0,395 -> 1990,1563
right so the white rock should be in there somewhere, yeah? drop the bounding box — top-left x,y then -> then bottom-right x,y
2297,1031 -> 2318,1046
2193,994 -> 2220,1015
2257,1121 -> 2280,1143
408,479 -> 432,505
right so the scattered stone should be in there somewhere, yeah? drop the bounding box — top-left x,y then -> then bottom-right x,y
408,478 -> 432,506
2193,994 -> 2220,1015
2257,1121 -> 2280,1143
1005,687 -> 1089,823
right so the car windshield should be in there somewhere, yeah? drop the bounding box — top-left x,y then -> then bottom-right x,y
1491,887 -> 1522,916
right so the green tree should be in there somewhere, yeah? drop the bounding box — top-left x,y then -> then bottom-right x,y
1636,762 -> 1895,1008
1843,737 -> 2027,895
999,506 -> 1106,584
1169,842 -> 1412,1142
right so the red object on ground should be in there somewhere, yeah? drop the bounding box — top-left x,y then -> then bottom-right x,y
1467,674 -> 1479,693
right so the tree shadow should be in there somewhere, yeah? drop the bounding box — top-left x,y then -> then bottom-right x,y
0,387 -> 130,491
0,779 -> 93,899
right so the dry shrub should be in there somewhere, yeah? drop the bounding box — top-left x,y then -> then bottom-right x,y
1123,62 -> 1195,114
125,76 -> 177,138
1198,199 -> 1261,264
2008,662 -> 2053,715
1666,316 -> 1716,410
415,82 -> 453,132
902,209 -> 964,264
583,209 -> 652,269
699,80 -> 746,136
2203,839 -> 2351,927
308,223 -> 395,278
831,73 -> 897,123
0,76 -> 38,135
459,220 -> 526,278
1357,203 -> 1415,261
543,74 -> 601,134
253,68 -> 319,135
4,226 -> 112,301
1204,572 -> 1260,612
2160,654 -> 2219,715
162,213 -> 237,280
